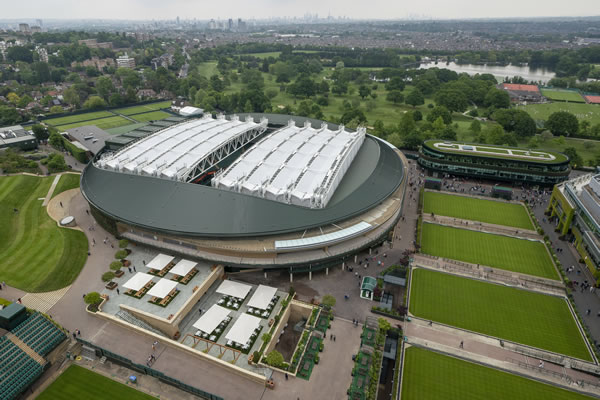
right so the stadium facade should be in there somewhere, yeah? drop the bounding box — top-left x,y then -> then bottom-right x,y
418,139 -> 570,185
81,114 -> 407,272
547,173 -> 600,273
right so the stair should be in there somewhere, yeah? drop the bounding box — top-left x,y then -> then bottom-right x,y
81,345 -> 96,361
116,310 -> 165,336
6,332 -> 46,366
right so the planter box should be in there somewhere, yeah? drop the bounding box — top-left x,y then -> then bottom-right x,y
114,270 -> 124,277
122,260 -> 131,267
105,281 -> 118,290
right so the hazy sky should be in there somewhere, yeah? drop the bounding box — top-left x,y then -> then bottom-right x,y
3,0 -> 598,20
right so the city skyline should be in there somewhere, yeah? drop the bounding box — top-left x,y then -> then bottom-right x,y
1,0 -> 598,21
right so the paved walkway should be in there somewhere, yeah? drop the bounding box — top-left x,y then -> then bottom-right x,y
21,286 -> 72,314
42,174 -> 61,206
422,213 -> 541,240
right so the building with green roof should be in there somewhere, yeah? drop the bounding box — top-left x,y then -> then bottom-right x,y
418,140 -> 570,185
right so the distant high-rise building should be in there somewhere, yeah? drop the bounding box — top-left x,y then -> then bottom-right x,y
176,16 -> 180,25
19,23 -> 30,33
36,19 -> 43,27
208,19 -> 217,30
237,18 -> 246,32
116,53 -> 136,69
228,18 -> 233,31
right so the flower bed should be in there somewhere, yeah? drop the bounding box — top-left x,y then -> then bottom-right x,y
315,313 -> 330,334
290,330 -> 310,373
296,335 -> 323,380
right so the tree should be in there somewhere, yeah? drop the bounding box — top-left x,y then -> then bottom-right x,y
403,133 -> 423,150
358,85 -> 371,99
386,90 -> 404,105
563,147 -> 583,168
95,76 -> 115,101
102,272 -> 115,282
434,89 -> 468,113
48,132 -> 64,149
469,120 -> 481,134
413,110 -> 423,121
265,350 -> 284,368
84,292 -> 101,305
398,112 -> 417,136
385,77 -> 405,92
110,261 -> 123,270
83,96 -> 106,110
6,46 -> 33,63
114,249 -> 128,259
546,111 -> 579,137
32,124 -> 49,141
63,87 -> 81,108
50,105 -> 63,114
46,153 -> 68,173
378,317 -> 391,334
321,295 -> 336,308
17,95 -> 33,109
427,106 -> 452,124
7,92 -> 20,105
261,333 -> 272,343
119,239 -> 129,248
331,80 -> 348,96
484,88 -> 511,109
492,109 -> 536,137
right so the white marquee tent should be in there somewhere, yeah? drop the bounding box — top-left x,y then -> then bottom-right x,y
247,285 -> 278,310
216,280 -> 251,299
123,273 -> 154,291
192,305 -> 231,334
147,278 -> 178,299
146,254 -> 174,271
225,313 -> 262,345
170,259 -> 197,276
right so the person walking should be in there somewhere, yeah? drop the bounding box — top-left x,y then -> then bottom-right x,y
128,267 -> 132,273
116,288 -> 120,295
459,341 -> 464,349
285,373 -> 288,380
133,266 -> 137,272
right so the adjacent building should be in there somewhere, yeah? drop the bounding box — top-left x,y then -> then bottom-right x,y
547,173 -> 600,272
418,139 -> 570,185
498,83 -> 543,103
116,53 -> 136,69
0,125 -> 37,151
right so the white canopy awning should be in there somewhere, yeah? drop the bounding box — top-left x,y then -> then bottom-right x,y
247,285 -> 278,310
216,280 -> 251,299
170,259 -> 197,276
147,254 -> 175,270
147,278 -> 178,299
123,272 -> 154,291
192,305 -> 231,334
225,313 -> 262,345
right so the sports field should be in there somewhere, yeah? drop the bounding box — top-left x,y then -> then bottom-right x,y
401,347 -> 594,400
114,101 -> 171,115
423,191 -> 534,229
55,116 -> 132,131
51,174 -> 80,199
44,111 -> 115,126
37,365 -> 156,400
421,223 -> 558,279
541,89 -> 585,103
409,269 -> 591,360
131,110 -> 171,122
519,102 -> 600,125
0,175 -> 88,292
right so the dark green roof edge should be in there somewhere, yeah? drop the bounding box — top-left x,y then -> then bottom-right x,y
81,122 -> 404,238
422,139 -> 569,165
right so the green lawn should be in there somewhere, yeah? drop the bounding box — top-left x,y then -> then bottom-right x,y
409,269 -> 592,360
421,223 -> 558,279
56,116 -> 132,131
197,61 -> 219,77
541,89 -> 585,103
423,191 -> 534,229
131,111 -> 171,122
402,347 -> 594,400
241,51 -> 282,59
114,101 -> 172,115
105,122 -> 148,135
38,365 -> 156,400
0,175 -> 88,292
518,102 -> 600,125
51,173 -> 80,199
44,111 -> 115,126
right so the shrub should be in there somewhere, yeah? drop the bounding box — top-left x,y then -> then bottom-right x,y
110,261 -> 123,270
118,239 -> 129,248
84,292 -> 101,305
252,351 -> 260,363
114,249 -> 128,259
102,271 -> 115,282
321,294 -> 336,308
265,350 -> 284,368
262,333 -> 272,343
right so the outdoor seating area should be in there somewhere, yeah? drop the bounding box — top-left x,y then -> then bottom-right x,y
147,278 -> 180,307
123,272 -> 155,299
192,305 -> 232,342
169,259 -> 198,285
145,253 -> 176,277
225,313 -> 263,354
0,336 -> 44,400
11,312 -> 67,356
246,285 -> 279,319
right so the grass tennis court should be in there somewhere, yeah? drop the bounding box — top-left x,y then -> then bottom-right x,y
56,116 -> 132,131
401,347 -> 594,400
44,111 -> 115,126
114,101 -> 171,115
37,365 -> 156,400
421,223 -> 558,279
519,102 -> 600,125
0,175 -> 88,292
541,89 -> 585,103
423,191 -> 534,229
409,269 -> 592,360
131,110 -> 171,122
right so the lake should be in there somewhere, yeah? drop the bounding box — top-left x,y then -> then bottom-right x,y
419,62 -> 556,83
